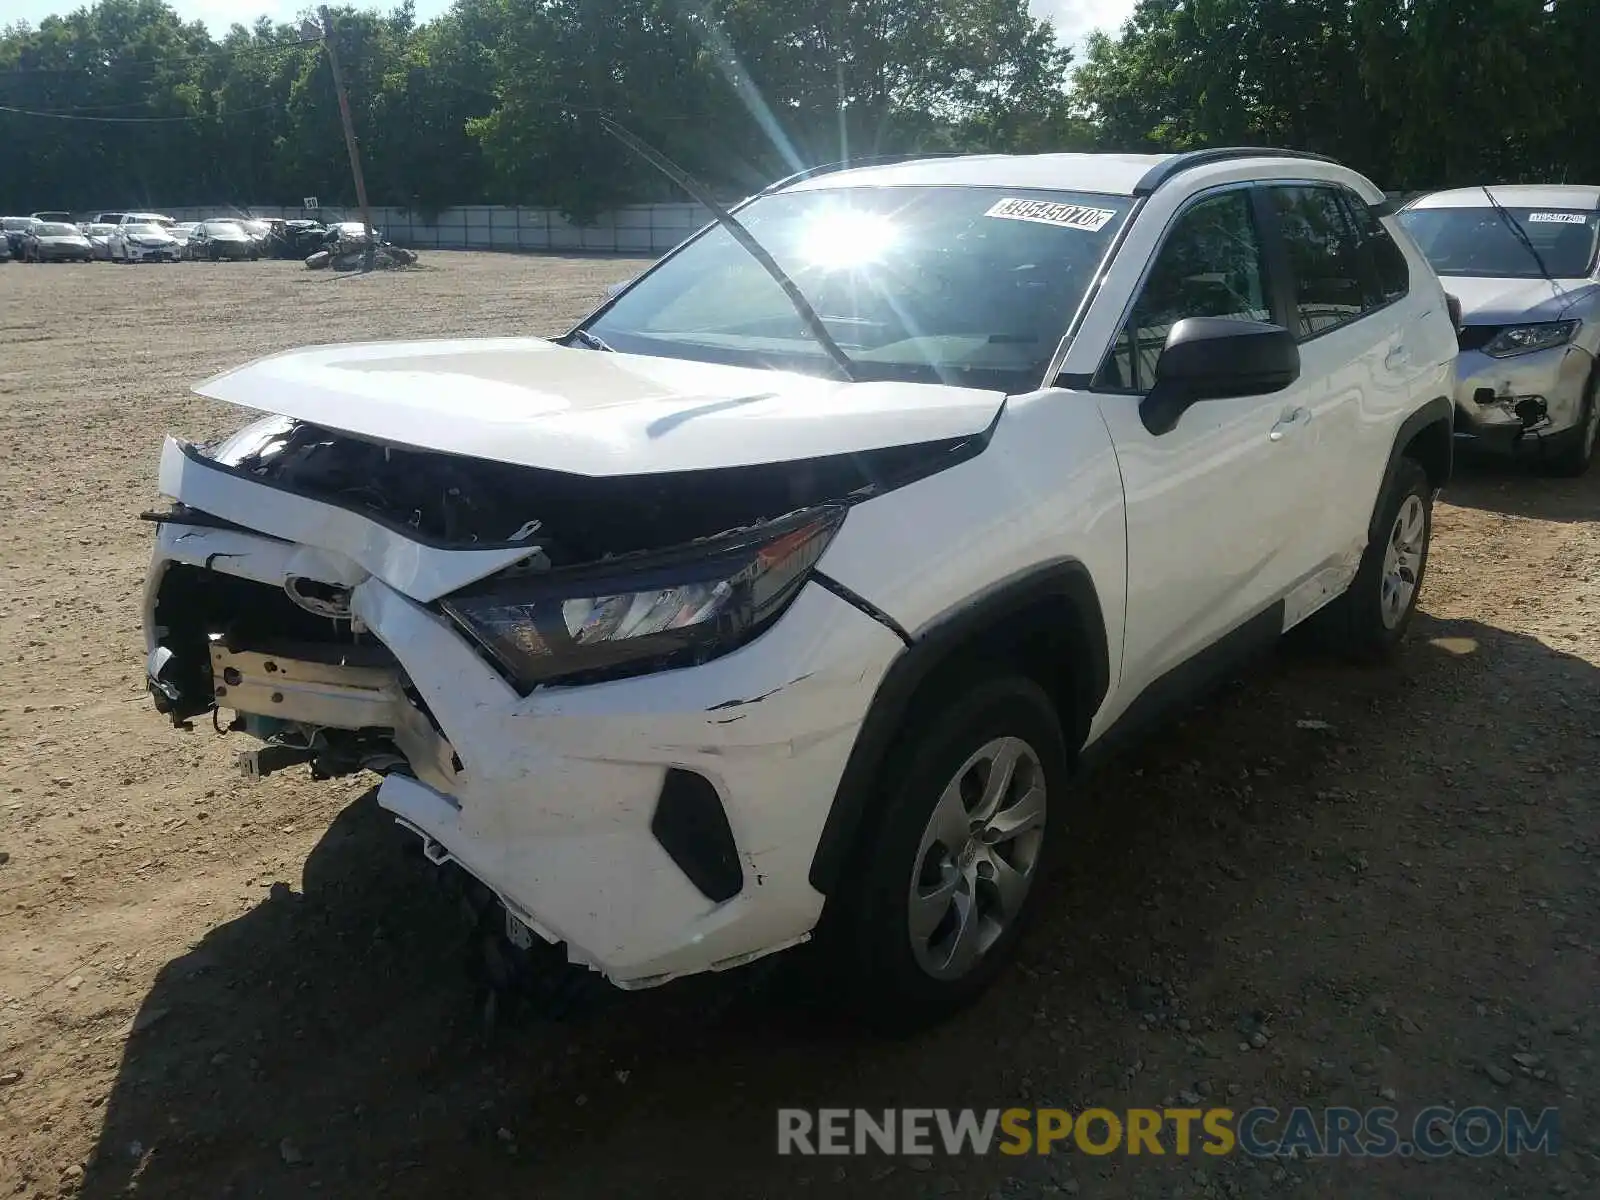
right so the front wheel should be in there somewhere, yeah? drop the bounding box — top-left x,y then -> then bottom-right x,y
821,674 -> 1067,1030
1313,456 -> 1432,659
1542,375 -> 1598,478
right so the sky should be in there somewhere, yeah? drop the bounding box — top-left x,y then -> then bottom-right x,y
6,0 -> 1138,52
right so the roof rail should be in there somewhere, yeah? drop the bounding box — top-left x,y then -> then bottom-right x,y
1132,146 -> 1343,197
762,151 -> 988,194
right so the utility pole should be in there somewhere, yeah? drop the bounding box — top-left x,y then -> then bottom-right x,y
313,7 -> 375,266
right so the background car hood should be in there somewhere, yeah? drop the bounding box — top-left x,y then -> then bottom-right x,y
1443,275 -> 1595,325
193,337 -> 1005,475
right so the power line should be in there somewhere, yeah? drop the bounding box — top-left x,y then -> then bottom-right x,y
0,35 -> 320,79
0,101 -> 284,122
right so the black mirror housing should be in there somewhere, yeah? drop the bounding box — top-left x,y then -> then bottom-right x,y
1140,317 -> 1300,435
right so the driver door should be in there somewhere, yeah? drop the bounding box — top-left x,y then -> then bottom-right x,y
1092,185 -> 1323,723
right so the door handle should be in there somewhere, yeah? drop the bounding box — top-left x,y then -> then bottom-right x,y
1269,406 -> 1312,442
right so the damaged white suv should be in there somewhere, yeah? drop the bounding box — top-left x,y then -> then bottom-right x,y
144,149 -> 1457,1026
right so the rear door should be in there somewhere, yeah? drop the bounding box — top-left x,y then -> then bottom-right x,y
1258,182 -> 1426,622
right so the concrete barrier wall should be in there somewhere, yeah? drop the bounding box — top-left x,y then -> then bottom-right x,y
159,202 -> 715,254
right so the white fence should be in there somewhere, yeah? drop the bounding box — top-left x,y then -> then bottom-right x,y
159,202 -> 715,254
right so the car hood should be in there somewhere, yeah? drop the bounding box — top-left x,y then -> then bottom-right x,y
40,235 -> 89,245
193,338 -> 1006,476
1442,275 -> 1596,325
130,233 -> 176,244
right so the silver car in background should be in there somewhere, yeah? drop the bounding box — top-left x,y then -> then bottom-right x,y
83,222 -> 120,261
1399,186 -> 1600,475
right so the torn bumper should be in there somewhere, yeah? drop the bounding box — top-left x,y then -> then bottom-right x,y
145,518 -> 903,987
1453,344 -> 1594,453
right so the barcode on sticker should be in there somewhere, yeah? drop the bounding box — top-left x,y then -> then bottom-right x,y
985,198 -> 1118,232
1526,212 -> 1589,224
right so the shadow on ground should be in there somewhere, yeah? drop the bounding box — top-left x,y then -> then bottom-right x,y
1442,454 -> 1600,523
83,612 -> 1599,1200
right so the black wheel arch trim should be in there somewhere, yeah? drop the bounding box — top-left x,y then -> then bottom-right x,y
1374,396 -> 1453,539
807,558 -> 1109,895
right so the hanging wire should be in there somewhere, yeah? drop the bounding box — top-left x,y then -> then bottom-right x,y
0,101 -> 285,122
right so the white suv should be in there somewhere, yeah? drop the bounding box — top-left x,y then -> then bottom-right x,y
143,149 -> 1456,1025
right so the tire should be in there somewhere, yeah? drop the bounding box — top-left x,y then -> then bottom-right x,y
1312,456 -> 1432,659
304,250 -> 331,270
1541,374 -> 1598,478
820,674 -> 1068,1031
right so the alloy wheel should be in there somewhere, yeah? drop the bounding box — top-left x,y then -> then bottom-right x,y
907,736 -> 1047,981
1380,494 -> 1426,629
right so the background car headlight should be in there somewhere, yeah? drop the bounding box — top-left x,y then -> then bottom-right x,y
1483,320 -> 1578,357
440,506 -> 846,690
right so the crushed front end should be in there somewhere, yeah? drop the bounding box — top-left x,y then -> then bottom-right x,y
141,417 -> 940,988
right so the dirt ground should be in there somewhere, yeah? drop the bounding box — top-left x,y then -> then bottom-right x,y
0,254 -> 1596,1200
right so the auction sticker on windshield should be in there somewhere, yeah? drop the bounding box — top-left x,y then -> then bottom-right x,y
1526,212 -> 1589,224
984,198 -> 1118,232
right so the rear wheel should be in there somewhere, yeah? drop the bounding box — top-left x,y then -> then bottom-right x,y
822,674 -> 1067,1030
1312,456 -> 1432,659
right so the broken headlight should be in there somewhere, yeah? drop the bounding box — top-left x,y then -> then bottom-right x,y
440,507 -> 845,690
1482,320 -> 1578,358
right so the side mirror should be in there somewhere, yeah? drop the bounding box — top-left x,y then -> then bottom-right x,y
1140,317 -> 1300,436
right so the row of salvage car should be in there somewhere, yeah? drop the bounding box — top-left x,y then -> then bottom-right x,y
0,210 -> 412,266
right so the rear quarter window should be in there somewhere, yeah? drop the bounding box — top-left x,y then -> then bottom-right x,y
1268,184 -> 1406,340
1341,193 -> 1410,307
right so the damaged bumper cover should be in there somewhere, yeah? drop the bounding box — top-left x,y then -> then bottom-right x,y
145,508 -> 906,988
1453,343 -> 1595,452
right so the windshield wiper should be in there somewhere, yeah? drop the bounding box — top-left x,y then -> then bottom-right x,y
1481,185 -> 1554,282
568,327 -> 613,352
598,115 -> 857,382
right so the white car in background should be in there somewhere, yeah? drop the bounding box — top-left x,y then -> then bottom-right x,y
1398,185 -> 1600,475
109,220 -> 181,263
143,148 -> 1456,1027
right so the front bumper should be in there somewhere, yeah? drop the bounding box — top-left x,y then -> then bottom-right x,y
1453,343 -> 1594,454
126,244 -> 179,262
145,505 -> 902,987
37,245 -> 92,261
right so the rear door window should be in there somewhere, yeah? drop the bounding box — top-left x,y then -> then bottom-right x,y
1267,185 -> 1371,340
1340,192 -> 1410,308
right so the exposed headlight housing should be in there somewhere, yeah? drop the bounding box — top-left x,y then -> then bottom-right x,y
440,507 -> 846,691
1483,320 -> 1579,358
208,415 -> 297,465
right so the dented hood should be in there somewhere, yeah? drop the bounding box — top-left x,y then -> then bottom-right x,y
194,337 -> 1006,476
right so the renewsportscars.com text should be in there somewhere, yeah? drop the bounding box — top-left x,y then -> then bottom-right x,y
777,1106 -> 1560,1159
